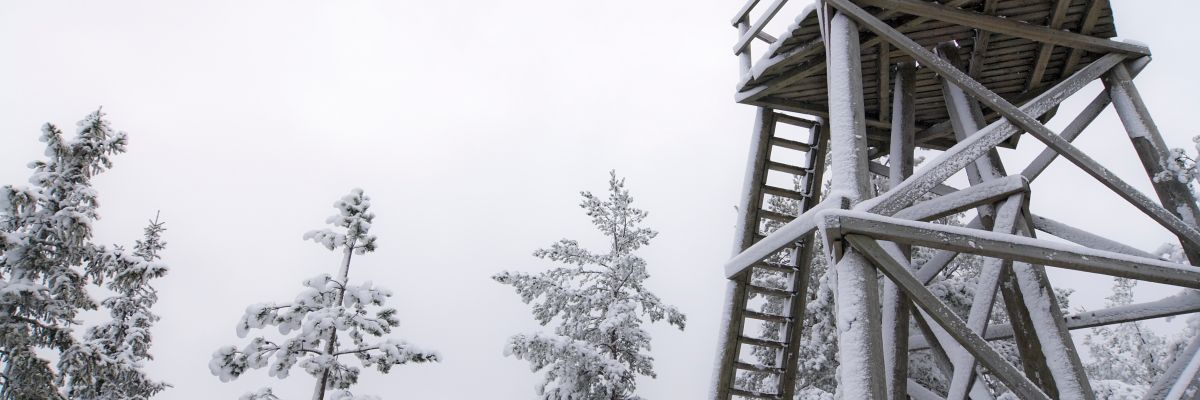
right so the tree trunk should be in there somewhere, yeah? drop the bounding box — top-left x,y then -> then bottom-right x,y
312,240 -> 357,400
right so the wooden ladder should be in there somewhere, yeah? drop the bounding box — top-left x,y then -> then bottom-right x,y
715,107 -> 828,400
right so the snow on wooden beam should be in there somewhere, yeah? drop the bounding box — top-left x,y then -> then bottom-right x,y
909,290 -> 1200,351
945,195 -> 1024,400
826,11 -> 888,398
1105,62 -> 1200,266
1031,214 -> 1158,259
892,174 -> 1027,222
852,0 -> 1150,56
881,61 -> 916,400
848,234 -> 1052,400
821,210 -> 1200,289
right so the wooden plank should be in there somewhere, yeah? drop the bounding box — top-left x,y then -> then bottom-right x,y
762,185 -> 806,201
847,235 -> 1052,400
774,112 -> 816,128
770,136 -> 811,152
730,388 -> 784,400
853,0 -> 1149,56
766,161 -> 807,176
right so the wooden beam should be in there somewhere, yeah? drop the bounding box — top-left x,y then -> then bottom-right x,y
881,61 -> 914,400
1026,0 -> 1073,91
1060,0 -> 1107,78
878,43 -> 892,124
823,210 -> 1200,289
847,235 -> 1052,400
1104,62 -> 1200,265
966,0 -> 1000,78
909,288 -> 1200,350
1031,214 -> 1158,259
946,195 -> 1023,400
826,12 -> 887,399
891,175 -> 1028,222
853,0 -> 1150,56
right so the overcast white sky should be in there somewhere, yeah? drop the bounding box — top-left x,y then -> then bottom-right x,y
3,1 -> 1200,398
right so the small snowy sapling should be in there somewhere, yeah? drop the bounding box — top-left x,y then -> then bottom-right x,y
209,189 -> 438,400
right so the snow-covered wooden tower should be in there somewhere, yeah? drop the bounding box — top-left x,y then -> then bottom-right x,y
713,0 -> 1200,399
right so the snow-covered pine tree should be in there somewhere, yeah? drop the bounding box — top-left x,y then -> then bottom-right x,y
1084,277 -> 1169,388
494,171 -> 686,400
0,110 -> 128,399
209,189 -> 438,400
58,214 -> 170,399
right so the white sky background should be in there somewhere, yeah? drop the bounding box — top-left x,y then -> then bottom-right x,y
1,0 -> 1199,398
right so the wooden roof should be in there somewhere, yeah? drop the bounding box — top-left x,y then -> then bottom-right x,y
736,0 -> 1120,149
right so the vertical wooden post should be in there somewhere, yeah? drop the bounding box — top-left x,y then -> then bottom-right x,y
827,11 -> 887,399
1104,63 -> 1200,265
881,62 -> 914,400
712,107 -> 775,400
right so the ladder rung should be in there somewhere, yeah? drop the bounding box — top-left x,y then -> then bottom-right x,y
762,185 -> 806,200
736,361 -> 785,374
758,209 -> 794,223
773,113 -> 816,128
766,161 -> 808,176
739,335 -> 787,349
751,262 -> 794,274
744,310 -> 790,323
747,285 -> 794,298
770,137 -> 811,152
730,388 -> 784,399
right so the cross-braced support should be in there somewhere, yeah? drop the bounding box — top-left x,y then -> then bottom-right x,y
714,0 -> 1200,399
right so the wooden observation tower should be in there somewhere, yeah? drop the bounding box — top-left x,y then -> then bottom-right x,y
713,0 -> 1200,399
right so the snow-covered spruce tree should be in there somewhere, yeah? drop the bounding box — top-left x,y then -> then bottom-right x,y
209,189 -> 438,400
494,171 -> 686,400
0,110 -> 128,399
58,215 -> 170,399
1083,277 -> 1169,389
